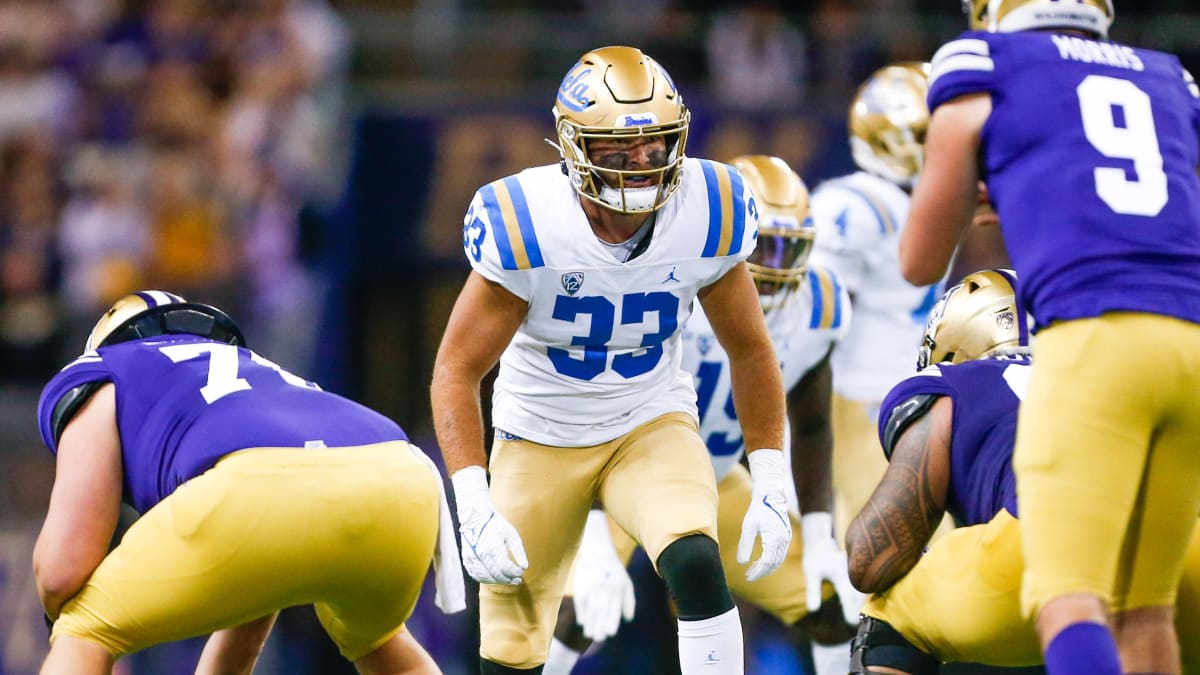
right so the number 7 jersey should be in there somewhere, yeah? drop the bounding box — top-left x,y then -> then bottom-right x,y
929,30 -> 1200,328
463,159 -> 759,447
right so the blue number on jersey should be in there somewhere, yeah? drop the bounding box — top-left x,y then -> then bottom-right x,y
549,292 -> 679,381
693,360 -> 743,456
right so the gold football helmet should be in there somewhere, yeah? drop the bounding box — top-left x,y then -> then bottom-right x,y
917,269 -> 1030,370
849,62 -> 931,188
729,155 -> 815,313
963,0 -> 1113,39
552,46 -> 689,213
86,290 -> 246,352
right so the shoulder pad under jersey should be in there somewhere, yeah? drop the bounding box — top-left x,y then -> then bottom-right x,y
881,393 -> 940,461
804,264 -> 850,332
691,159 -> 759,261
928,32 -> 998,112
463,174 -> 546,298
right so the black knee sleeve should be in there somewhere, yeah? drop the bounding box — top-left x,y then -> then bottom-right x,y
849,616 -> 940,675
656,534 -> 734,621
480,660 -> 543,675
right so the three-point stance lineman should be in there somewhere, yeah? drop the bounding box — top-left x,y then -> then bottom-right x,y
34,291 -> 461,675
431,46 -> 790,675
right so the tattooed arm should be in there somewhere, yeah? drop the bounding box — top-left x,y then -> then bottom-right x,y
845,396 -> 952,594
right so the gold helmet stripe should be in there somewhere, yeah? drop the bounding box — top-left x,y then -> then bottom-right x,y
700,160 -> 748,258
480,177 -> 545,271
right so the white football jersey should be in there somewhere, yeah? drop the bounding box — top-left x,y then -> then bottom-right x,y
464,158 -> 759,447
809,170 -> 939,404
679,262 -> 851,482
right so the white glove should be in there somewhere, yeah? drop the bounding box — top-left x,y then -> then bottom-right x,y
737,449 -> 793,582
572,510 -> 636,642
451,466 -> 529,585
801,511 -> 864,625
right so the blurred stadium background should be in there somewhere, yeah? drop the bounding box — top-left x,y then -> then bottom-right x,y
0,1 -> 1195,673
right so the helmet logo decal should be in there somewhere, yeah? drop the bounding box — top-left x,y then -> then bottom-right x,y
561,272 -> 585,295
557,64 -> 593,113
617,112 -> 659,127
996,310 -> 1015,331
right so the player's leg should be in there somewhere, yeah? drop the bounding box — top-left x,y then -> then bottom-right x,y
831,394 -> 890,545
39,635 -> 113,675
1108,317 -> 1200,672
1013,314 -> 1196,675
600,412 -> 739,674
353,627 -> 441,675
715,464 -> 854,673
194,612 -> 279,675
850,510 -> 1041,672
478,435 -> 602,671
1175,522 -> 1200,675
545,517 -> 638,675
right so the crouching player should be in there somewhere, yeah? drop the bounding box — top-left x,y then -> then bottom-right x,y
33,292 -> 463,674
845,270 -> 1200,673
544,155 -> 865,675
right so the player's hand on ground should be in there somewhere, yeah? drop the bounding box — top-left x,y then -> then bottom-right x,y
738,448 -> 793,582
573,510 -> 636,642
800,511 -> 865,625
451,466 -> 528,585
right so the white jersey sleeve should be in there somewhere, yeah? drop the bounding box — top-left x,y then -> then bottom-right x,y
476,159 -> 759,448
808,171 -> 937,404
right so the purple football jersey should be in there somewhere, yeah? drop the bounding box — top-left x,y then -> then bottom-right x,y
929,31 -> 1200,328
38,335 -> 407,513
877,357 -> 1027,527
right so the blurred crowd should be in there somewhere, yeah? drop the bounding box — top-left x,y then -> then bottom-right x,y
0,0 -> 349,384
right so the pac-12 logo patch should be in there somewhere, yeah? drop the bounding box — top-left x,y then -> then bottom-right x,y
561,272 -> 585,295
996,310 -> 1015,331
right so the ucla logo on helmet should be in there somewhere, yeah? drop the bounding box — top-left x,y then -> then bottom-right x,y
557,64 -> 592,112
561,272 -> 585,295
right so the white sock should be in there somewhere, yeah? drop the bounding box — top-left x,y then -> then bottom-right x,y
677,607 -> 744,675
543,638 -> 582,675
810,640 -> 852,675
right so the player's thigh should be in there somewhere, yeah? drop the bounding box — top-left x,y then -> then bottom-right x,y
716,464 -> 809,625
600,412 -> 719,568
1015,315 -> 1200,613
55,444 -> 439,659
481,437 -> 603,667
863,511 -> 1041,666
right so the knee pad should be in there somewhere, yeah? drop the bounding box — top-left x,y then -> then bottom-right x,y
656,534 -> 733,620
849,616 -> 940,675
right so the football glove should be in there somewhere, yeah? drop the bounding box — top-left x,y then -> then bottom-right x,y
801,511 -> 864,625
451,466 -> 528,586
572,509 -> 636,642
737,448 -> 793,582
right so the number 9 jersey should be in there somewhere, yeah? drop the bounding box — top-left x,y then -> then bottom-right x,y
928,30 -> 1200,328
462,158 -> 759,447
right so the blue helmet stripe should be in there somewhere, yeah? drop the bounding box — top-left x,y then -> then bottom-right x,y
503,177 -> 544,268
480,183 -> 518,270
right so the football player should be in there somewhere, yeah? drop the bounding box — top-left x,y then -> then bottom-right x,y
898,1 -> 1200,672
807,62 -> 940,543
845,270 -> 1200,674
33,291 -> 462,674
541,155 -> 863,675
431,47 -> 791,675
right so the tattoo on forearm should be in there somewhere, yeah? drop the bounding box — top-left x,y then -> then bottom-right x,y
846,414 -> 945,593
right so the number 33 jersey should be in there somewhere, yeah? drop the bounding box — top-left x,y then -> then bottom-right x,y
463,158 -> 759,447
929,30 -> 1200,328
37,337 -> 407,513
